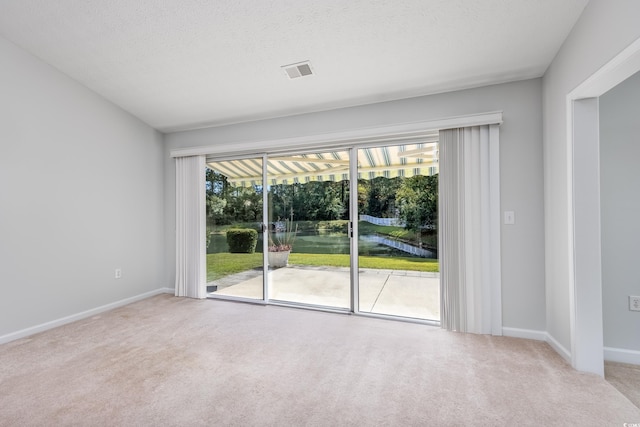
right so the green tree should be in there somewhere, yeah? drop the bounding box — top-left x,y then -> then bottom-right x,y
357,180 -> 369,215
397,174 -> 438,232
366,176 -> 402,217
206,195 -> 227,221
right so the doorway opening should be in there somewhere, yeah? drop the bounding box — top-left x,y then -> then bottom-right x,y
568,37 -> 640,375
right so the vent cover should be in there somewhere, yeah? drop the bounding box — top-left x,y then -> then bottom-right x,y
282,61 -> 314,79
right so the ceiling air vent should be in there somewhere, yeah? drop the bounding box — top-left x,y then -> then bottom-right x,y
282,61 -> 314,79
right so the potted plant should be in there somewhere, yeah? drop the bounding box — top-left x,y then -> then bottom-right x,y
268,219 -> 297,268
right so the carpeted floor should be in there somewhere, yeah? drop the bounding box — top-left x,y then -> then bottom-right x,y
606,361 -> 640,409
1,294 -> 639,426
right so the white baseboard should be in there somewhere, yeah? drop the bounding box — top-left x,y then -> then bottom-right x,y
544,332 -> 572,363
502,327 -> 547,341
0,288 -> 173,345
604,346 -> 640,365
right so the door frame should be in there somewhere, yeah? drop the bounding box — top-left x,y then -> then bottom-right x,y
566,37 -> 640,375
180,112 -> 503,320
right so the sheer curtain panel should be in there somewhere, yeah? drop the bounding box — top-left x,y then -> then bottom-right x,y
439,125 -> 501,334
175,155 -> 206,299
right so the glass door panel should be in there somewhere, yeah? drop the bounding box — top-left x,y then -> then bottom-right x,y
205,158 -> 265,300
356,143 -> 440,321
267,150 -> 351,309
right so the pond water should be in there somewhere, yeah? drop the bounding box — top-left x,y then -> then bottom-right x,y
208,231 -> 427,258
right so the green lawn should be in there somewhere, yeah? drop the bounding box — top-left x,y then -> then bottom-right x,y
206,253 -> 262,282
207,252 -> 439,281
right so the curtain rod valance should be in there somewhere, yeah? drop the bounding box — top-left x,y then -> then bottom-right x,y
170,111 -> 503,159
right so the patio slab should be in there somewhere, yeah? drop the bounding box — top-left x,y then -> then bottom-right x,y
210,265 -> 440,321
369,274 -> 440,319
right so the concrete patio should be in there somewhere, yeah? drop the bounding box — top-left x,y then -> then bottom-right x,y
208,265 -> 440,321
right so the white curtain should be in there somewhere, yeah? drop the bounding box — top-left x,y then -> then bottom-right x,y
439,125 -> 502,334
175,155 -> 207,299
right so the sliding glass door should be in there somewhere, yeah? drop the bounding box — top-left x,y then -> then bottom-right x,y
204,144 -> 440,321
356,143 -> 440,321
205,157 -> 266,301
266,151 -> 351,309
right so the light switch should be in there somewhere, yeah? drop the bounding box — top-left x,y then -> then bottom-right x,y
504,211 -> 515,225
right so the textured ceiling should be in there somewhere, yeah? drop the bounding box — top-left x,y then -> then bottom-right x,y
0,0 -> 588,132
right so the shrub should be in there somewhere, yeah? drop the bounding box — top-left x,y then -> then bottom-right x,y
226,228 -> 258,253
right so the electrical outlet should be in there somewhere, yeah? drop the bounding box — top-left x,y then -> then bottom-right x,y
630,296 -> 640,311
115,268 -> 122,279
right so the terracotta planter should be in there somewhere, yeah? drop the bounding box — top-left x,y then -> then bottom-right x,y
268,250 -> 290,268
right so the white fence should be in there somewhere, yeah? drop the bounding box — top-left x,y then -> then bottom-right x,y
359,214 -> 404,227
359,214 -> 435,257
359,234 -> 435,258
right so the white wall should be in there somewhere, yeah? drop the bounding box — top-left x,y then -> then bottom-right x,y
165,78 -> 546,332
0,36 -> 166,338
599,70 -> 640,352
542,0 -> 640,355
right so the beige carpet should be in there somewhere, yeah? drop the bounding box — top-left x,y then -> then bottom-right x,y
1,294 -> 639,426
606,361 -> 640,409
